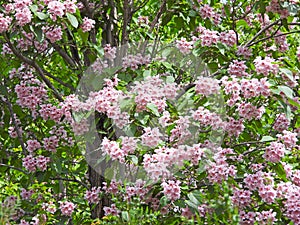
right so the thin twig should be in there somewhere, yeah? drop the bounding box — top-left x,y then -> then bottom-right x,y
50,177 -> 89,189
0,163 -> 29,174
1,84 -> 27,155
5,35 -> 63,102
248,30 -> 300,47
245,19 -> 281,47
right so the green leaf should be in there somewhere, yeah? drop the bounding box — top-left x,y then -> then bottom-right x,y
36,12 -> 48,20
121,211 -> 129,222
278,85 -> 294,99
260,136 -> 276,142
66,13 -> 78,28
146,103 -> 160,117
279,68 -> 294,81
128,155 -> 138,165
166,76 -> 175,83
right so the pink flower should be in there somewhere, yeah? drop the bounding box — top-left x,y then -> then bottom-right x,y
256,209 -> 277,224
64,0 -> 77,14
48,1 -> 65,21
20,188 -> 34,200
219,30 -> 236,46
176,37 -> 194,54
85,187 -> 101,204
195,77 -> 220,96
141,127 -> 162,147
0,13 -> 12,33
103,204 -> 119,216
81,17 -> 95,32
228,60 -> 249,77
231,188 -> 252,209
44,26 -> 63,43
104,44 -> 116,60
161,180 -> 181,201
22,155 -> 36,172
258,185 -> 277,203
59,201 -> 76,216
273,113 -> 290,132
254,56 -> 279,76
26,140 -> 41,152
36,155 -> 50,171
263,141 -> 286,163
15,7 -> 32,26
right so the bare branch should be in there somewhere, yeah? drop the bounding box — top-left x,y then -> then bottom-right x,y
245,19 -> 281,47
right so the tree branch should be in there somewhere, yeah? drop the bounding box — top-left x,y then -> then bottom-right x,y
245,19 -> 281,47
50,177 -> 89,189
4,34 -> 64,102
0,163 -> 29,174
247,30 -> 300,47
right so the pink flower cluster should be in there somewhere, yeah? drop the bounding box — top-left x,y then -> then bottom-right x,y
20,188 -> 34,200
85,187 -> 101,204
130,75 -> 178,112
103,204 -> 119,216
104,44 -> 116,60
22,155 -> 50,172
122,53 -> 151,70
43,135 -> 59,152
141,127 -> 162,147
120,136 -> 137,154
254,56 -> 279,76
198,4 -> 221,25
228,60 -> 249,77
273,113 -> 290,132
192,106 -> 224,130
0,13 -> 12,33
15,74 -> 48,111
198,28 -> 219,46
81,17 -> 95,32
237,102 -> 265,120
240,78 -> 270,98
219,30 -> 236,46
47,1 -> 65,21
236,46 -> 252,58
264,141 -> 286,163
26,139 -> 41,152
15,7 -> 32,26
195,77 -> 220,96
43,26 -> 63,43
176,37 -> 194,54
169,116 -> 192,144
231,188 -> 252,209
206,152 -> 236,183
225,117 -> 244,137
39,104 -> 63,122
277,130 -> 298,149
101,137 -> 126,162
161,180 -> 181,201
266,0 -> 289,18
59,201 -> 76,216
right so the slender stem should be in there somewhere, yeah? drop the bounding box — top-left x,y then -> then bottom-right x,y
4,34 -> 63,102
0,163 -> 29,174
50,177 -> 89,189
245,19 -> 281,47
248,30 -> 300,47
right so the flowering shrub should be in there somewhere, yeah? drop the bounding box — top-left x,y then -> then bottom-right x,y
0,0 -> 299,224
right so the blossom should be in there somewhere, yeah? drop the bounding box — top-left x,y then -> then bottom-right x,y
81,17 -> 95,32
59,201 -> 76,216
161,180 -> 181,201
0,13 -> 12,33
